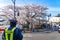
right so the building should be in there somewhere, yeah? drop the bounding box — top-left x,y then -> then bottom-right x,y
49,17 -> 60,25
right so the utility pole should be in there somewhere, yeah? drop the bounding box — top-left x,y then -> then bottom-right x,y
12,0 -> 16,19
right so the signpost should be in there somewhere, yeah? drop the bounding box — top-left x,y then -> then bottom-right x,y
12,0 -> 16,19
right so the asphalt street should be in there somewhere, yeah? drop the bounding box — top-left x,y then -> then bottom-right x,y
23,31 -> 60,40
0,31 -> 60,40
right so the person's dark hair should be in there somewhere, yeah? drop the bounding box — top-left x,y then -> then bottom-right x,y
10,19 -> 17,27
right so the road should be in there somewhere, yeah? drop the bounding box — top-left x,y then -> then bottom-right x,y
23,31 -> 60,40
0,31 -> 60,40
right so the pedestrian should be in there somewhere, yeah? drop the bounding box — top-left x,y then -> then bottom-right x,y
2,19 -> 23,40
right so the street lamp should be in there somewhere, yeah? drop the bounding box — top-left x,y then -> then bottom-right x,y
11,0 -> 16,19
48,14 -> 51,21
46,13 -> 51,29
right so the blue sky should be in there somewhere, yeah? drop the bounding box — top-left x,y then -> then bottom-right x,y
0,0 -> 60,16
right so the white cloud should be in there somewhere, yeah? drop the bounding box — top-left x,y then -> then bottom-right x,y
47,7 -> 60,12
0,3 -> 13,8
0,0 -> 12,8
0,4 -> 7,8
46,7 -> 60,16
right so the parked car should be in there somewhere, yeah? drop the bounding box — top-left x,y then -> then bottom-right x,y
0,25 -> 10,34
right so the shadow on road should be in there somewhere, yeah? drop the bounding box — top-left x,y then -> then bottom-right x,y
31,29 -> 55,34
